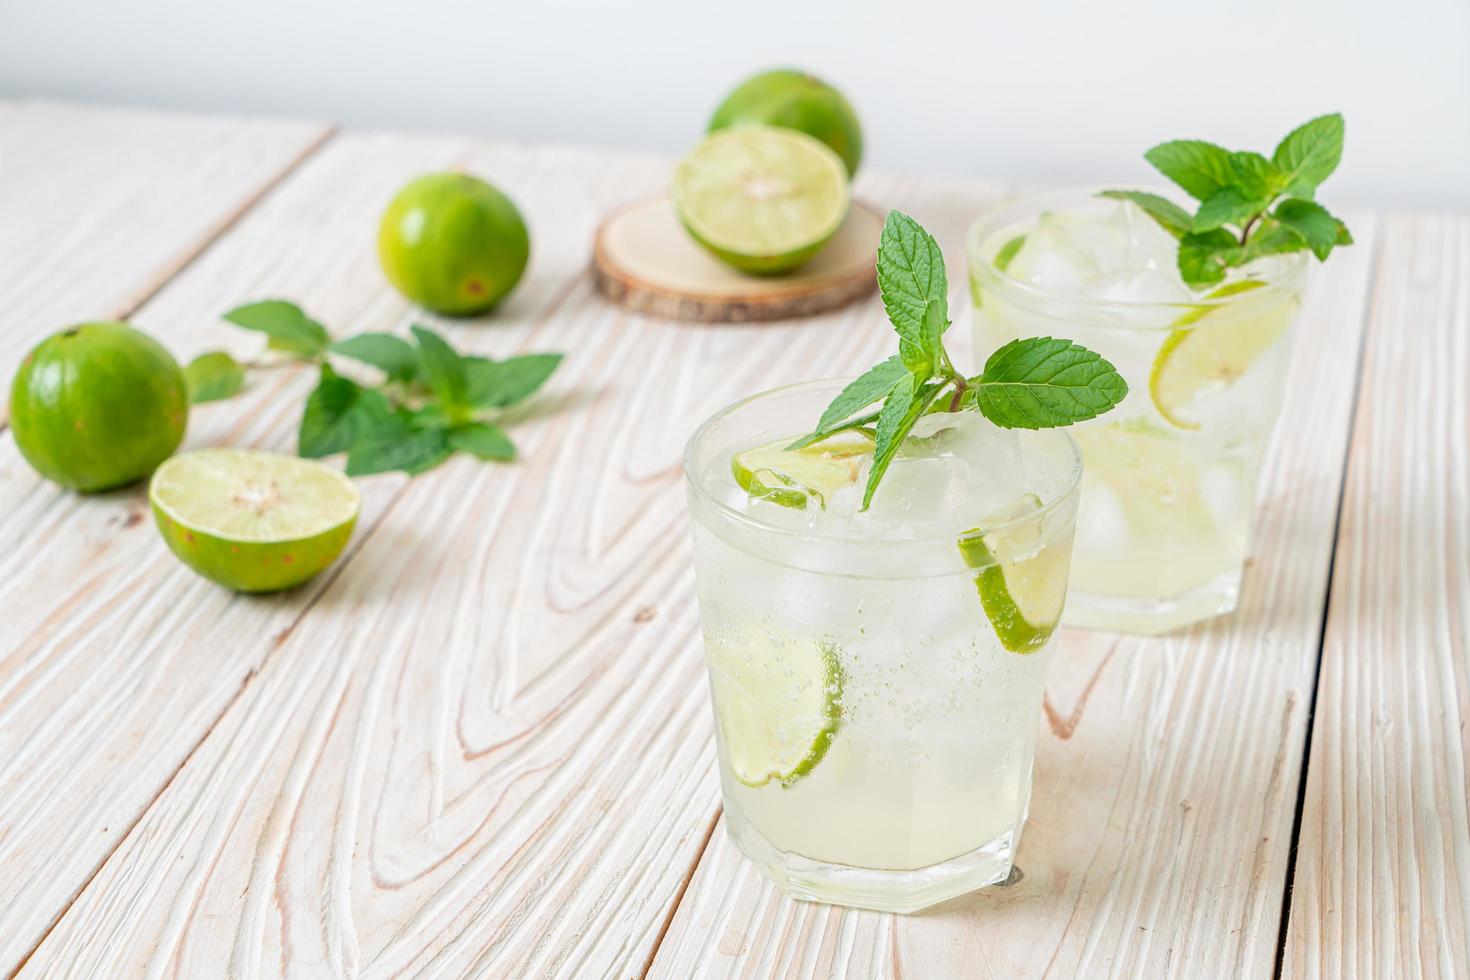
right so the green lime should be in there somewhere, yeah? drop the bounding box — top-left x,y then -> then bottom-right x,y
958,495 -> 1070,654
1149,281 -> 1291,429
150,448 -> 360,593
707,630 -> 844,787
378,173 -> 530,316
708,68 -> 864,176
731,429 -> 872,509
672,127 -> 850,276
9,322 -> 187,492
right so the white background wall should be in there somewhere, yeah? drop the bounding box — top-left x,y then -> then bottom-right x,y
2,0 -> 1467,209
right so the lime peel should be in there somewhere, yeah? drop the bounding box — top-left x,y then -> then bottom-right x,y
958,494 -> 1067,654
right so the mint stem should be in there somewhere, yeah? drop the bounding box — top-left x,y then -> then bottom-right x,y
1238,211 -> 1264,247
947,376 -> 967,412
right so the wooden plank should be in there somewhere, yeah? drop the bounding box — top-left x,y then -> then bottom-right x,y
17,173 -> 1005,977
0,101 -> 329,413
650,213 -> 1382,978
0,130 -> 496,971
1284,214 -> 1470,979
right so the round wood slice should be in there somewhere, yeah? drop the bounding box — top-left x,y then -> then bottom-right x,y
592,196 -> 882,323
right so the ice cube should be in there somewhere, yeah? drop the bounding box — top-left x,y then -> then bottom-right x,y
1104,201 -> 1183,273
1046,208 -> 1131,273
1084,268 -> 1195,306
1005,220 -> 1100,296
861,413 -> 1029,534
864,456 -> 971,529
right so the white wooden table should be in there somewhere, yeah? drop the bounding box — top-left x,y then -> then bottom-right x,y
0,101 -> 1465,979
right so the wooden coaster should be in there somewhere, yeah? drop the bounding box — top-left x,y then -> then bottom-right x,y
592,196 -> 882,323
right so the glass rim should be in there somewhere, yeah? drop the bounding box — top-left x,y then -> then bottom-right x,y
967,185 -> 1309,325
682,377 -> 1084,550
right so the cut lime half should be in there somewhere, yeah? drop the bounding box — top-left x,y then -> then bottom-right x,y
1150,281 -> 1292,429
150,448 -> 360,593
731,429 -> 872,510
958,494 -> 1069,654
672,126 -> 850,275
707,631 -> 844,788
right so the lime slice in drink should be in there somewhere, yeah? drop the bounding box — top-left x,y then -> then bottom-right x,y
707,631 -> 844,788
958,494 -> 1070,654
1149,281 -> 1291,429
150,448 -> 360,593
731,429 -> 872,510
671,126 -> 850,275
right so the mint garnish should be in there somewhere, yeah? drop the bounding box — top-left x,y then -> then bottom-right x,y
796,210 -> 1128,509
1102,113 -> 1351,288
213,299 -> 561,476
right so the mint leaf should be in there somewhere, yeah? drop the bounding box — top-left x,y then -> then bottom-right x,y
1144,140 -> 1234,201
1178,229 -> 1241,287
1272,113 -> 1344,198
1274,198 -> 1344,261
329,333 -> 418,383
184,351 -> 245,403
812,356 -> 906,434
298,369 -> 393,458
993,235 -> 1027,272
1098,190 -> 1192,238
862,376 -> 945,509
223,300 -> 329,357
410,325 -> 468,413
1192,187 -> 1266,233
346,409 -> 452,476
449,422 -> 516,461
1228,151 -> 1281,200
463,352 -> 563,408
876,211 -> 948,378
972,337 -> 1127,428
1240,219 -> 1307,261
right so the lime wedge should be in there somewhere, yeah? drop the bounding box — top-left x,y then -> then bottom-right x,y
731,430 -> 872,510
1149,281 -> 1291,429
671,126 -> 850,275
706,631 -> 844,787
958,494 -> 1069,653
150,448 -> 360,593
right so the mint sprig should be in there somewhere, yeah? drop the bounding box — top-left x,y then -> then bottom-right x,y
1102,113 -> 1351,288
798,211 -> 1128,509
210,299 -> 562,476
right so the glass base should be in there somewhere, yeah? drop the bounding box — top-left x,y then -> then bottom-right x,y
724,807 -> 1019,914
1063,569 -> 1242,634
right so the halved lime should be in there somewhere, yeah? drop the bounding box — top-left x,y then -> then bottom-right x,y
150,448 -> 360,593
731,429 -> 872,510
671,126 -> 850,275
707,631 -> 844,787
958,495 -> 1069,653
1149,282 -> 1292,429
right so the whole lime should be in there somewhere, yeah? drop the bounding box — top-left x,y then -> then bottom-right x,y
708,69 -> 864,177
10,322 -> 188,492
378,173 -> 531,316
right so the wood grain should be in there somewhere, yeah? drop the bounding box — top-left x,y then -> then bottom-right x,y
0,130 -> 480,971
1284,214 -> 1470,979
18,170 -> 1004,977
650,213 -> 1383,979
0,101 -> 329,412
